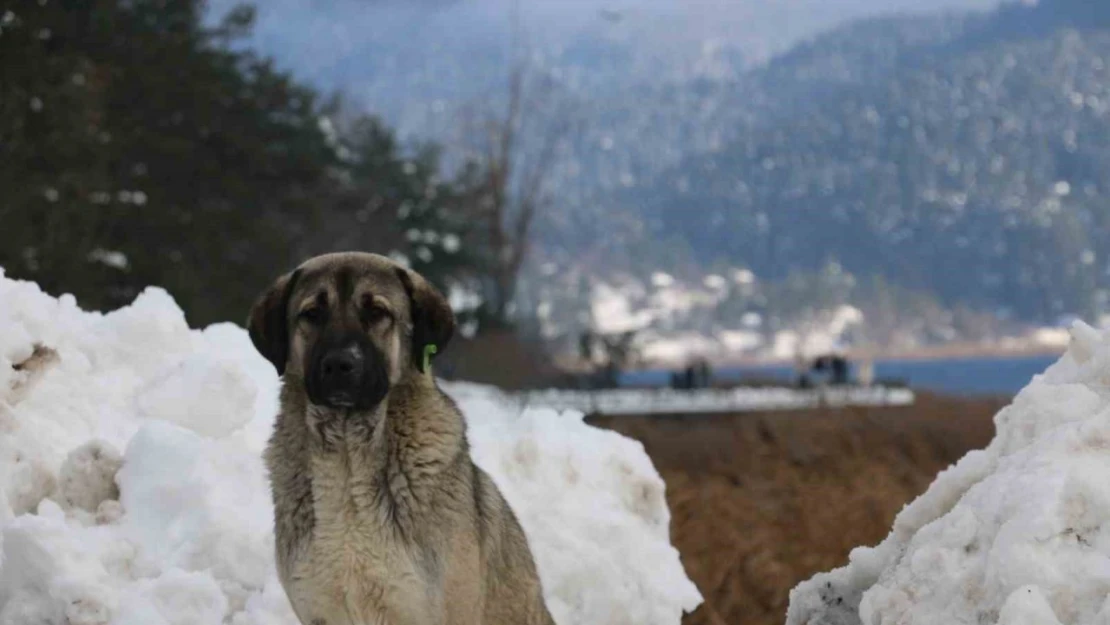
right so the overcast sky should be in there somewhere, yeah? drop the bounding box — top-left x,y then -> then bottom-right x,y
209,0 -> 1005,72
203,0 -> 1007,136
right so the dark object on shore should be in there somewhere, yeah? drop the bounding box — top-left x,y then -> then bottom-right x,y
811,355 -> 850,385
672,359 -> 714,390
574,330 -> 640,390
801,354 -> 853,388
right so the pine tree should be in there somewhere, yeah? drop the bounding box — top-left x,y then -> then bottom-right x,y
0,0 -> 482,325
302,113 -> 480,314
1,1 -> 335,324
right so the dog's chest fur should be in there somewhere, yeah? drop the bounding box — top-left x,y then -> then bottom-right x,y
286,442 -> 433,625
269,386 -> 475,625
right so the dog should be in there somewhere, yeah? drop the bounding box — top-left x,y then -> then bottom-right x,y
248,252 -> 556,625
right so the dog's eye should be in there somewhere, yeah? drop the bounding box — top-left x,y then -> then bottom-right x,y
361,298 -> 391,325
299,307 -> 325,325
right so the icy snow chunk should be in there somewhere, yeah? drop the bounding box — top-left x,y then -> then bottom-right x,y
2,447 -> 56,517
450,383 -> 702,624
114,569 -> 229,625
97,287 -> 192,371
57,440 -> 122,513
228,574 -> 302,625
135,353 -> 256,438
117,422 -> 273,588
4,344 -> 60,407
788,319 -> 1110,625
997,586 -> 1063,625
0,511 -> 126,625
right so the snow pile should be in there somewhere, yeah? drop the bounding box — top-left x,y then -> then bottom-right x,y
446,384 -> 702,623
0,271 -> 700,624
787,320 -> 1110,625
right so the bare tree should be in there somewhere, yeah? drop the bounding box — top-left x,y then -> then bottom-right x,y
459,1 -> 575,326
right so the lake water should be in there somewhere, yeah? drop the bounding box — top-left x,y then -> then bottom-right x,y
619,354 -> 1061,397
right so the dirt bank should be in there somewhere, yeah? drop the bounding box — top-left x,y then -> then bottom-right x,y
587,393 -> 1007,625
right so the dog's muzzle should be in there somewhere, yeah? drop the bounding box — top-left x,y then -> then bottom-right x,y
306,338 -> 390,411
319,345 -> 363,406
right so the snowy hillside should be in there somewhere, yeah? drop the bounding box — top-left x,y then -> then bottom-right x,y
787,320 -> 1110,625
204,0 -> 1110,331
0,271 -> 701,624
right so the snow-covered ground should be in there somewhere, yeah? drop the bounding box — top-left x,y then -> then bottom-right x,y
787,320 -> 1110,625
515,387 -> 915,417
0,271 -> 701,624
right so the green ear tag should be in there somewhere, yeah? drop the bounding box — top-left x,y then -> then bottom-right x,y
423,344 -> 438,375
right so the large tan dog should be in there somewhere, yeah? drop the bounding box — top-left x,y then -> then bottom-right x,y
248,252 -> 555,625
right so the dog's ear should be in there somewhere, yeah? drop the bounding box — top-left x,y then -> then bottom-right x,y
396,268 -> 455,373
247,269 -> 301,375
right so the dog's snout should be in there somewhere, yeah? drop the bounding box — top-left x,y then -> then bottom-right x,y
321,346 -> 364,382
316,345 -> 366,408
305,335 -> 389,411
323,346 -> 362,376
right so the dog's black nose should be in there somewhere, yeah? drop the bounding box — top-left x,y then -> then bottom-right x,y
319,346 -> 364,404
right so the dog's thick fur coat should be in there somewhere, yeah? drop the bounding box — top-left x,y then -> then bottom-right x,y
249,253 -> 555,625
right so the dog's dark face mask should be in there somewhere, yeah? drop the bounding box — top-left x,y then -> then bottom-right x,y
304,331 -> 390,411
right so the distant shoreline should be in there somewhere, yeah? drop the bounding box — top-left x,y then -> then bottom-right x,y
641,342 -> 1068,371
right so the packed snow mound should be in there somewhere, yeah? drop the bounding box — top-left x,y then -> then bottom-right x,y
0,271 -> 701,624
449,384 -> 702,624
787,320 -> 1110,625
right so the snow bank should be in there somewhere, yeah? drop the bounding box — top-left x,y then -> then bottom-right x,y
447,384 -> 702,624
0,271 -> 701,624
787,320 -> 1110,625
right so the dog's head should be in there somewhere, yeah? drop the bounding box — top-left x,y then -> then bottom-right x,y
247,252 -> 454,411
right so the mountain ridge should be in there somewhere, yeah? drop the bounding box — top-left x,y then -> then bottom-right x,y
202,0 -> 1109,350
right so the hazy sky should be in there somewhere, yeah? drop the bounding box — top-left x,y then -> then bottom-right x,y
211,0 -> 1006,73
204,0 -> 1007,137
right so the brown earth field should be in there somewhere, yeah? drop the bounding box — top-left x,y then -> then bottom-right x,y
586,393 -> 1009,625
